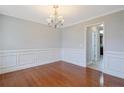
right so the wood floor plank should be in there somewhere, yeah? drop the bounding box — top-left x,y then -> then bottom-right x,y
0,61 -> 124,87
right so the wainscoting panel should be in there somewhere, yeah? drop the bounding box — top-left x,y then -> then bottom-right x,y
18,53 -> 36,65
104,51 -> 124,79
0,48 -> 60,74
0,55 -> 17,68
1,49 -> 124,79
37,51 -> 50,63
61,48 -> 86,67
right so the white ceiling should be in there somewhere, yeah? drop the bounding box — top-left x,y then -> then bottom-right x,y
0,5 -> 124,27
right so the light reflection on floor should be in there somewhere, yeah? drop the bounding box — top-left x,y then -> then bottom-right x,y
88,56 -> 104,86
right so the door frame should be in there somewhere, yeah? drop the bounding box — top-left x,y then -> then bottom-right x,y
84,22 -> 105,67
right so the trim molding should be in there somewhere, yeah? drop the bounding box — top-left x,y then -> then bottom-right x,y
1,49 -> 124,79
62,8 -> 124,28
0,48 -> 60,74
61,48 -> 86,67
103,51 -> 124,79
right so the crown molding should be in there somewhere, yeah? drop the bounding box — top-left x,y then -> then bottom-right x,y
0,7 -> 124,29
61,8 -> 124,28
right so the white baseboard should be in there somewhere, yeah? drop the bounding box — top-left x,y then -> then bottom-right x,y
0,48 -> 60,74
0,59 -> 60,74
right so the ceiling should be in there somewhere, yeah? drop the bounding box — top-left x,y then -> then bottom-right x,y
0,5 -> 124,27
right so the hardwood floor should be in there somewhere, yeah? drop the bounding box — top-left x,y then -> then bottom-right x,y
0,61 -> 124,87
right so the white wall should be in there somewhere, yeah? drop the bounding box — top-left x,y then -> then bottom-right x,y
0,14 -> 61,50
60,23 -> 86,66
61,10 -> 124,79
86,27 -> 93,65
0,10 -> 124,79
61,23 -> 84,49
0,14 -> 61,74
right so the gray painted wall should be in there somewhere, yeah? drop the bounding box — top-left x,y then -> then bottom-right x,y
0,9 -> 124,78
0,14 -> 61,50
61,23 -> 84,49
0,10 -> 124,52
61,10 -> 124,52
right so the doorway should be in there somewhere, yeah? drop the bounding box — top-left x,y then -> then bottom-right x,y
86,23 -> 104,71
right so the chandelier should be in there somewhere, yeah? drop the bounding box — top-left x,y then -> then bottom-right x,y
46,5 -> 64,28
